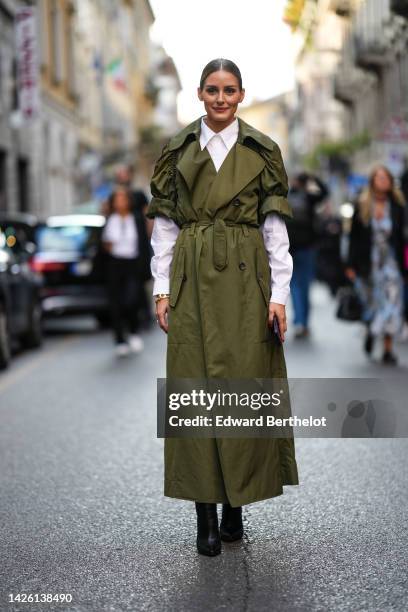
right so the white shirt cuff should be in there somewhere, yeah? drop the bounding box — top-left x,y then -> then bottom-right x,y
153,279 -> 170,296
270,288 -> 290,305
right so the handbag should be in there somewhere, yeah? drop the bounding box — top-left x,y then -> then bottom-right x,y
336,285 -> 363,321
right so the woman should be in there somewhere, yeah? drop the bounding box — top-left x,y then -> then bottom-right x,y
346,165 -> 406,364
286,172 -> 329,338
102,187 -> 146,357
147,58 -> 299,556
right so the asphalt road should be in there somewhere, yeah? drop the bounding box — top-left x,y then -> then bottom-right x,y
0,284 -> 407,612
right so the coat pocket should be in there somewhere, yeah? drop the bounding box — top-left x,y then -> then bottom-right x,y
169,246 -> 186,308
255,247 -> 271,307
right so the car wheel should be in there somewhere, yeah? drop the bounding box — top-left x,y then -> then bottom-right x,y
0,304 -> 11,370
21,299 -> 43,349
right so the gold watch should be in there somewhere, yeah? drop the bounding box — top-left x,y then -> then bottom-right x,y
154,293 -> 170,304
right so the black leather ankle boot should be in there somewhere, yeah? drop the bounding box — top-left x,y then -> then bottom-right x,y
220,503 -> 243,542
195,502 -> 221,556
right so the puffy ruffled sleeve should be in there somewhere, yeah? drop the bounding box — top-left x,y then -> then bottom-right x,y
258,144 -> 293,224
146,142 -> 179,223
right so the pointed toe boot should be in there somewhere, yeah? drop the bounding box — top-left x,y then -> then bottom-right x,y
195,502 -> 221,556
220,503 -> 244,542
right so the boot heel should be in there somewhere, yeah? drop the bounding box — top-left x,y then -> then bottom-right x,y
220,503 -> 244,542
195,502 -> 221,556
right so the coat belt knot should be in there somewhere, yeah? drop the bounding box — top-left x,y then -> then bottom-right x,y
181,220 -> 257,272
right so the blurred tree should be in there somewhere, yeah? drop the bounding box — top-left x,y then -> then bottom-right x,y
303,130 -> 372,175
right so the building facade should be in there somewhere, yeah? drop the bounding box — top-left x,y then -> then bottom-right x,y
0,0 -> 35,213
285,0 -> 408,181
237,94 -> 293,173
0,0 -> 180,216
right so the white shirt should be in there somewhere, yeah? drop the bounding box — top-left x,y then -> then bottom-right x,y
102,212 -> 139,259
150,116 -> 293,304
200,115 -> 240,171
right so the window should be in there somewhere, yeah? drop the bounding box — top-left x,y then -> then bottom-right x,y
17,158 -> 29,212
0,150 -> 7,212
50,2 -> 63,84
65,7 -> 75,96
35,225 -> 100,252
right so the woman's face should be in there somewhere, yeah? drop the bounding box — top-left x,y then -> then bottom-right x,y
113,190 -> 131,214
197,70 -> 245,126
372,168 -> 392,194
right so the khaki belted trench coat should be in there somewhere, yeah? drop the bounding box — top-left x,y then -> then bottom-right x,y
147,116 -> 299,506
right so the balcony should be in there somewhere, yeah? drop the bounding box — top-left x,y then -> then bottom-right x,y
333,68 -> 377,106
354,34 -> 394,71
333,74 -> 356,105
329,0 -> 354,17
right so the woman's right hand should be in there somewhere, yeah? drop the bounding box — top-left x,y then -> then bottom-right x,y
345,267 -> 356,281
156,298 -> 170,333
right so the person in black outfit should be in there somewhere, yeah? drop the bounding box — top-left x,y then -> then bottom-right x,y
286,172 -> 329,338
115,165 -> 154,327
102,187 -> 151,356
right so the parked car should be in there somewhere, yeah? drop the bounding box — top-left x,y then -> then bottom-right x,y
31,214 -> 110,325
0,219 -> 43,370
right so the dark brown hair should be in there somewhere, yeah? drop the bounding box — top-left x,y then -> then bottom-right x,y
199,58 -> 243,90
107,187 -> 133,216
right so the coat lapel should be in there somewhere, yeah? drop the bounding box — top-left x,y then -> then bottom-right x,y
176,139 -> 215,192
205,142 -> 265,215
173,116 -> 268,216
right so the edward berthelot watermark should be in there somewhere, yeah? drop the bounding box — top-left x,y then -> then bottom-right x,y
168,414 -> 327,428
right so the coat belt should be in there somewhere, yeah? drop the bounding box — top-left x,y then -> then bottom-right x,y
181,219 -> 257,272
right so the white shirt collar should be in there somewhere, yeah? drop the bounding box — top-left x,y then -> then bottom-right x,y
200,116 -> 239,150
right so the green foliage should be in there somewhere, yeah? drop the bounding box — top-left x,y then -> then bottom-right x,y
303,130 -> 372,170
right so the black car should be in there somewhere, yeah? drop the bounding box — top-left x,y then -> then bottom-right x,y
0,212 -> 39,246
31,214 -> 110,324
0,215 -> 43,369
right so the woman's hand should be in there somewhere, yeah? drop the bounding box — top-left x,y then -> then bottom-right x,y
268,303 -> 287,343
156,298 -> 170,333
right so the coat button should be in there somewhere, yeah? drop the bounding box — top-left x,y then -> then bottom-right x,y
232,198 -> 240,206
239,262 -> 246,271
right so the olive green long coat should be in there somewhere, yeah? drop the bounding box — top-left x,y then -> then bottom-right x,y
147,116 -> 299,506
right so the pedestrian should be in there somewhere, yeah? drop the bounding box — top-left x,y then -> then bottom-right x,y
400,155 -> 408,204
146,58 -> 299,556
286,172 -> 329,338
399,157 -> 408,335
345,165 -> 406,364
115,165 -> 154,328
102,187 -> 148,357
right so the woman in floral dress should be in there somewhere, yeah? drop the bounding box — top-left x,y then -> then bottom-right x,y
346,165 -> 406,364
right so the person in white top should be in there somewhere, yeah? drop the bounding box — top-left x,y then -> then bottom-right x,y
102,187 -> 144,356
150,116 -> 292,306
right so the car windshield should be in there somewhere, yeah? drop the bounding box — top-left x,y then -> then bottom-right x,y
36,225 -> 100,252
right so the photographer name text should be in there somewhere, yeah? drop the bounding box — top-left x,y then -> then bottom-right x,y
168,415 -> 327,427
